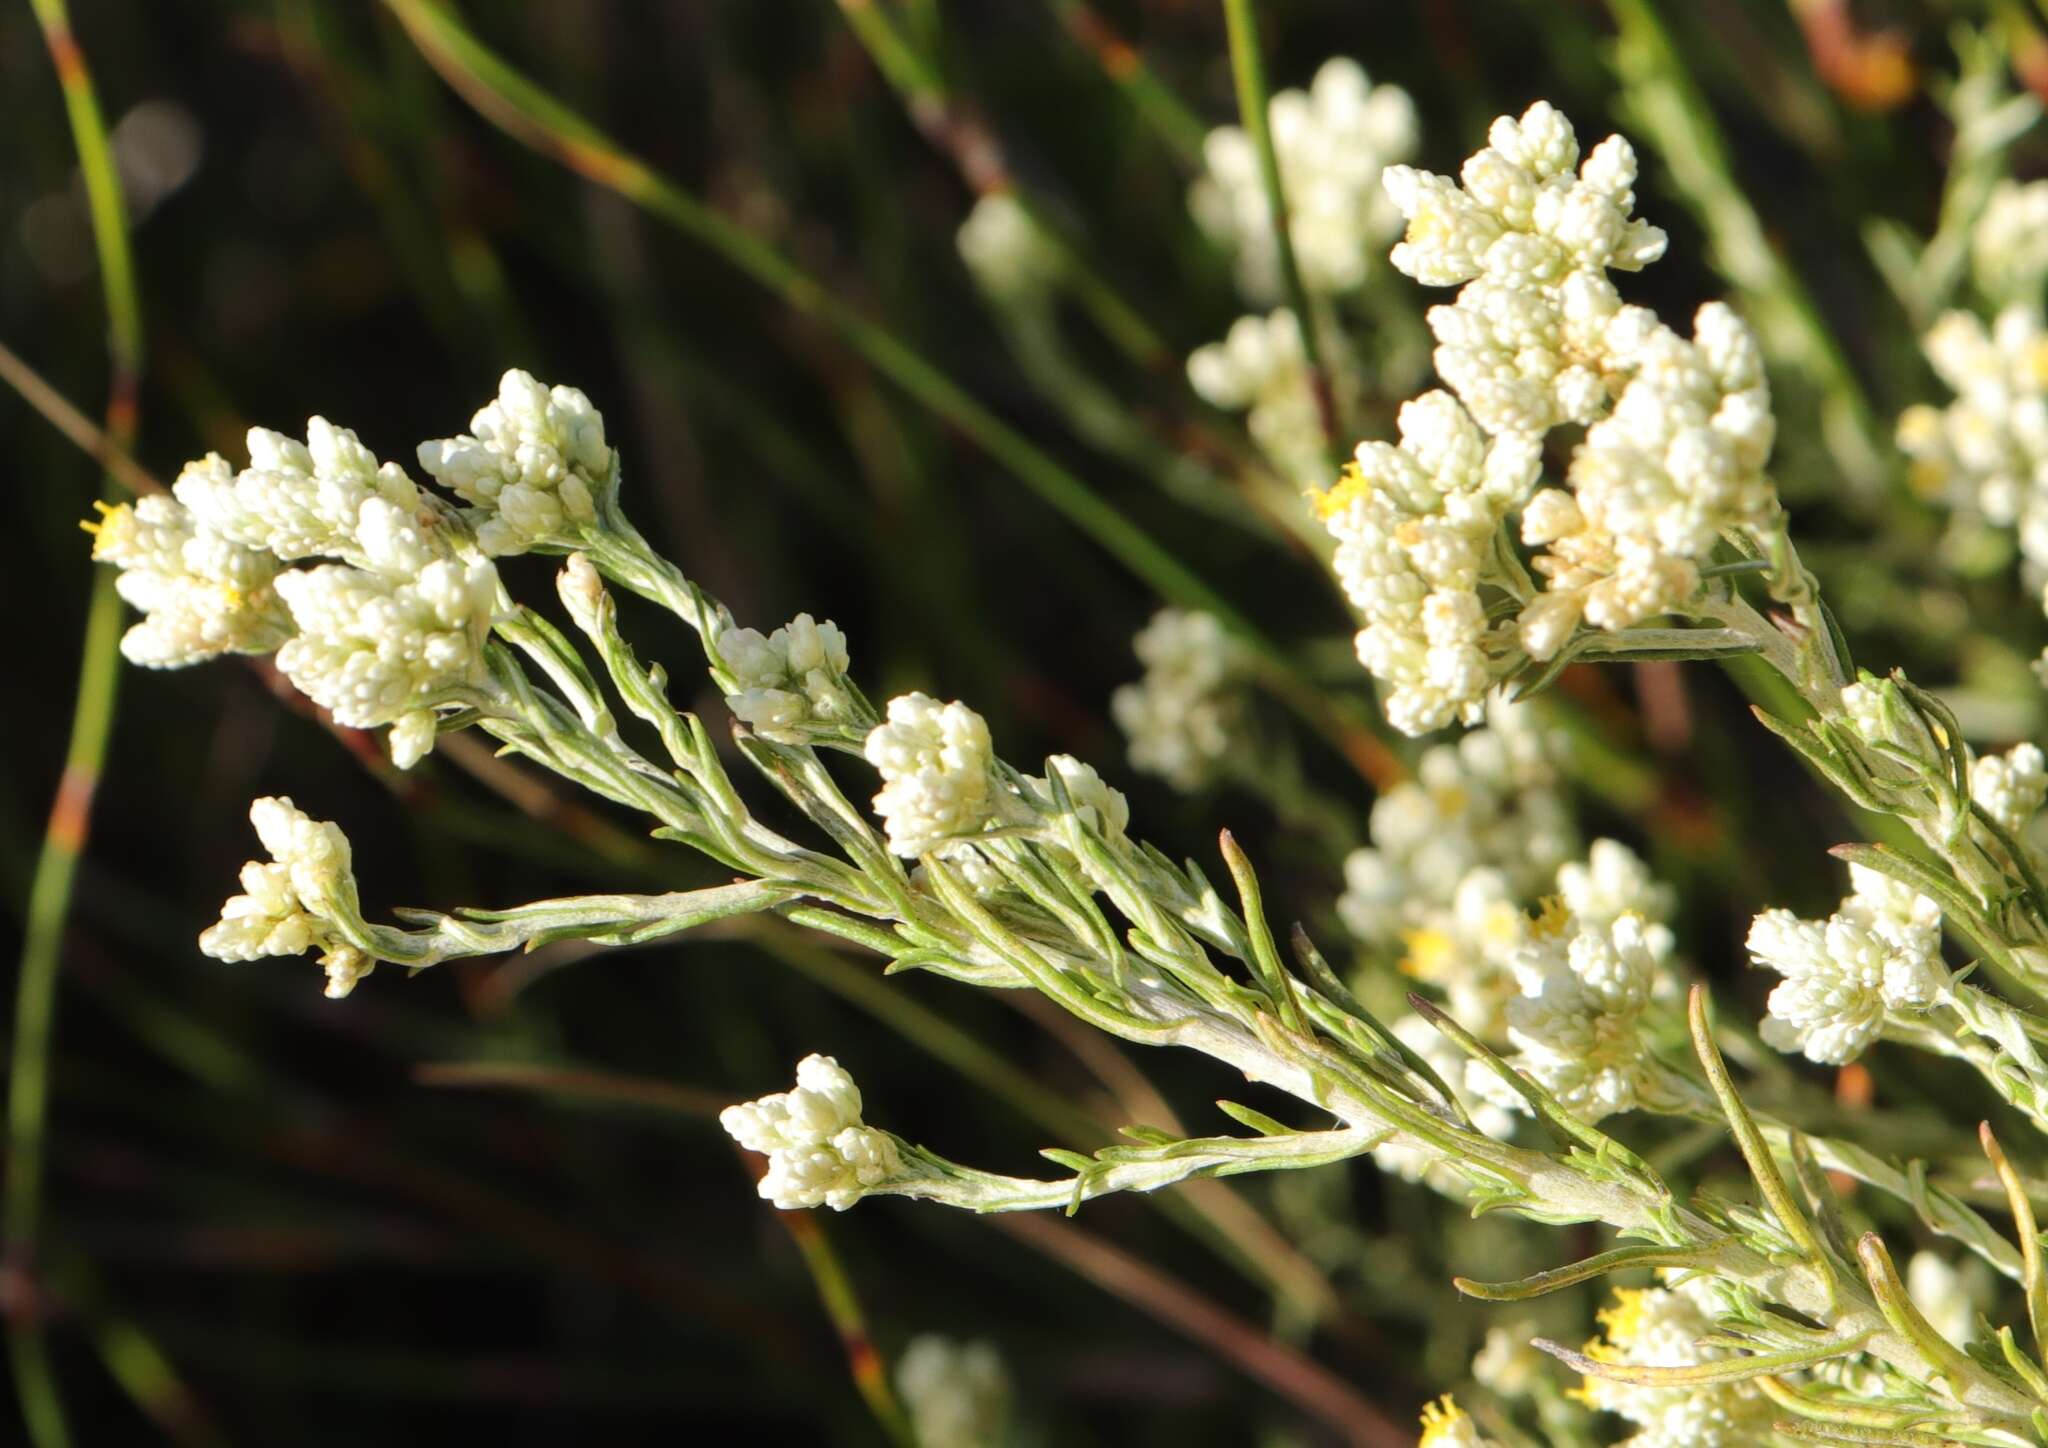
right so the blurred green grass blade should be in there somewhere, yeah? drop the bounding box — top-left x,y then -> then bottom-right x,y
1045,0 -> 1208,166
1221,0 -> 1341,467
833,0 -> 1174,371
382,0 -> 1402,788
775,1212 -> 915,1448
382,0 -> 1234,623
11,4 -> 144,1446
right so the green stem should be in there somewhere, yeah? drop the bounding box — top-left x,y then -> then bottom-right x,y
1220,0 -> 1341,467
11,5 -> 143,1445
831,0 -> 1171,370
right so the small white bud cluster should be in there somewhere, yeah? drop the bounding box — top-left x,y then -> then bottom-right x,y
1384,102 -> 1666,430
1338,701 -> 1571,955
1747,864 -> 1947,1066
719,1055 -> 902,1210
1575,1285 -> 1774,1443
713,612 -> 856,744
1518,302 -> 1776,656
199,796 -> 373,999
417,369 -> 609,556
89,381 -> 629,767
1322,103 -> 1782,731
1897,305 -> 2048,671
1190,58 -> 1417,302
1109,608 -> 1250,792
173,418 -> 434,564
1972,741 -> 2047,836
272,554 -> 498,769
88,492 -> 292,668
1317,393 -> 1539,731
1477,904 -> 1672,1122
1027,754 -> 1129,842
1972,179 -> 2048,310
1187,309 -> 1346,488
864,693 -> 1001,857
956,193 -> 1059,302
895,1336 -> 1011,1448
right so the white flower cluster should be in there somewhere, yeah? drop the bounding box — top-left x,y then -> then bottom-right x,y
1972,179 -> 2048,309
719,1055 -> 903,1210
1747,864 -> 1947,1066
272,553 -> 498,769
1336,710 -> 1682,1130
1186,309 -> 1342,487
88,493 -> 292,667
895,1336 -> 1011,1448
1189,57 -> 1417,301
1317,392 -> 1540,731
714,612 -> 855,744
1320,103 -> 1781,733
1338,702 -> 1572,962
1478,902 -> 1673,1122
957,193 -> 1058,302
1972,741 -> 2047,835
1517,303 -> 1776,658
93,411 -> 508,768
173,417 -> 434,564
198,796 -> 374,999
1109,608 -> 1249,791
1385,103 -> 1666,431
1575,1284 -> 1774,1445
94,372 -> 635,766
417,369 -> 608,555
1897,305 -> 2048,662
865,694 -> 1001,857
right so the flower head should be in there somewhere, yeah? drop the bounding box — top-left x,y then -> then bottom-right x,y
720,1055 -> 903,1210
1417,1395 -> 1504,1448
1575,1284 -> 1774,1444
1319,394 -> 1539,729
957,193 -> 1059,301
1972,742 -> 2046,836
1748,865 -> 1946,1066
273,557 -> 499,767
714,612 -> 856,744
1482,906 -> 1673,1121
89,494 -> 294,668
864,694 -> 1000,857
173,421 -> 432,565
417,369 -> 609,555
1110,608 -> 1250,791
200,797 -> 373,999
1187,309 -> 1352,487
1029,754 -> 1130,842
1191,57 -> 1417,301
